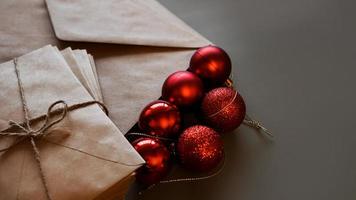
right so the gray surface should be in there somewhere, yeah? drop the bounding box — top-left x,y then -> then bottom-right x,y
131,0 -> 356,199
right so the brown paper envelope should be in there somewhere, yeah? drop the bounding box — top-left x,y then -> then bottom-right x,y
45,0 -> 212,133
45,0 -> 210,48
72,49 -> 103,101
60,47 -> 95,98
60,48 -> 103,102
88,54 -> 104,102
0,46 -> 144,200
74,44 -> 202,133
0,0 -> 211,135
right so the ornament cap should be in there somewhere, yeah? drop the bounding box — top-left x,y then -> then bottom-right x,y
224,78 -> 234,88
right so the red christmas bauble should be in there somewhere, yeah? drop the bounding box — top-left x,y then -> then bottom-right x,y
132,137 -> 171,185
201,87 -> 246,133
189,45 -> 232,87
139,100 -> 181,138
162,71 -> 204,107
177,125 -> 224,172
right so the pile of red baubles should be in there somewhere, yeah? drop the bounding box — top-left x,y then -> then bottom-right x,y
130,45 -> 247,185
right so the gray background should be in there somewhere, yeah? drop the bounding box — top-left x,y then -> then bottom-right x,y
129,0 -> 356,199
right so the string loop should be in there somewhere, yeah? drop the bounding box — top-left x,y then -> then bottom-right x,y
0,58 -> 112,200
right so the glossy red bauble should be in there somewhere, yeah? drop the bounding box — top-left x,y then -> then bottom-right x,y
132,137 -> 171,185
189,45 -> 232,87
162,71 -> 204,107
139,100 -> 181,138
177,125 -> 224,172
201,87 -> 246,133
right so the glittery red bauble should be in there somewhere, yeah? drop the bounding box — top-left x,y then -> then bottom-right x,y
132,137 -> 171,185
162,71 -> 204,107
189,45 -> 232,87
177,125 -> 224,172
139,100 -> 181,138
201,87 -> 246,133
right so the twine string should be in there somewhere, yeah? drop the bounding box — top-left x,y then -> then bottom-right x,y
135,77 -> 272,198
159,155 -> 225,184
6,58 -> 61,200
223,78 -> 273,138
0,58 -> 134,200
136,154 -> 226,198
125,132 -> 176,142
126,131 -> 225,197
30,137 -> 51,200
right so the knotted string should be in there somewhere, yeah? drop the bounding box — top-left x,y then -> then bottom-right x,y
0,58 -> 120,200
0,101 -> 70,200
2,58 -> 69,200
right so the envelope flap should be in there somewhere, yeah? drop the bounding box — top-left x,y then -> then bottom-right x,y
19,46 -> 143,163
45,0 -> 211,47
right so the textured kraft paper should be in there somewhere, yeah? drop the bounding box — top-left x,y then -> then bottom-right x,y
44,0 -> 212,133
59,47 -> 103,102
45,0 -> 210,48
0,46 -> 144,200
0,0 -> 211,135
0,0 -> 211,198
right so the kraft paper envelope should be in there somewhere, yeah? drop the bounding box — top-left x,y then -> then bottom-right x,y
60,48 -> 103,102
0,0 -> 212,136
0,45 -> 145,200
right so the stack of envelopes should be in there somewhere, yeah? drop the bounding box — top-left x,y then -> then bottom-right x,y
0,45 -> 144,200
0,0 -> 212,199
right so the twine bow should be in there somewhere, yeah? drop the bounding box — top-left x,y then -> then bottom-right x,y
0,58 -> 109,200
0,101 -> 69,200
0,100 -> 68,147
